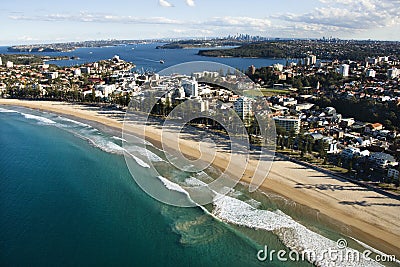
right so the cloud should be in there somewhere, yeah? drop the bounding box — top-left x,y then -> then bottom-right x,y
279,0 -> 400,30
205,16 -> 271,29
185,0 -> 195,7
9,12 -> 182,25
9,13 -> 271,30
158,0 -> 174,7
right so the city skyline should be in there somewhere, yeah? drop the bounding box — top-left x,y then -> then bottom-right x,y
1,0 -> 400,45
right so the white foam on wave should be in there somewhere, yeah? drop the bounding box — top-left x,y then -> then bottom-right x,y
57,116 -> 92,128
185,177 -> 208,187
245,198 -> 261,208
212,195 -> 382,267
124,150 -> 150,168
21,113 -> 56,124
158,176 -> 190,196
123,132 -> 154,147
125,144 -> 164,162
81,134 -> 151,168
112,136 -> 127,142
0,107 -> 18,113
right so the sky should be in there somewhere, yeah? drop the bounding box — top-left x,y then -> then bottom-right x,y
0,0 -> 399,45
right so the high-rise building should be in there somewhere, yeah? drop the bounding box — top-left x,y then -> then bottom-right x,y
0,57 -> 2,66
339,64 -> 349,77
248,65 -> 256,75
234,96 -> 253,121
181,79 -> 198,97
274,116 -> 301,134
302,55 -> 317,66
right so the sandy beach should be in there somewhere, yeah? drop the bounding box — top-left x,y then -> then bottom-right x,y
1,99 -> 399,257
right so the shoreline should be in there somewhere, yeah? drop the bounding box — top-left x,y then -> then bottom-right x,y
1,99 -> 399,258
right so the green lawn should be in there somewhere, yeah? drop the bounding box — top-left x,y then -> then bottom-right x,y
243,88 -> 291,97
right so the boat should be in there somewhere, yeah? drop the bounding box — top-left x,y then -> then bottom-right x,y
160,60 -> 165,64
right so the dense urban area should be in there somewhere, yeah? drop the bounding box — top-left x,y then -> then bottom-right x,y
1,38 -> 400,195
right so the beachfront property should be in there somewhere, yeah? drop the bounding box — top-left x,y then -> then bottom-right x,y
369,152 -> 398,169
388,167 -> 399,180
273,116 -> 301,134
181,78 -> 199,98
233,96 -> 253,121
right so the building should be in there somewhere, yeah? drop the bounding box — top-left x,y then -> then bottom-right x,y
234,96 -> 253,120
44,72 -> 59,80
302,55 -> 317,66
282,97 -> 297,107
274,116 -> 301,134
80,67 -> 91,74
0,57 -> 2,66
248,65 -> 256,75
388,168 -> 399,180
365,57 -> 378,65
181,79 -> 198,97
273,63 -> 284,71
366,69 -> 376,78
341,147 -> 360,158
6,61 -> 14,68
387,67 -> 399,79
339,64 -> 350,77
369,152 -> 397,169
74,68 -> 82,76
327,142 -> 339,154
295,103 -> 314,112
365,123 -> 383,133
95,84 -> 116,98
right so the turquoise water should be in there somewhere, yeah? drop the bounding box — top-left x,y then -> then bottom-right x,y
2,106 -> 390,267
0,106 -> 296,267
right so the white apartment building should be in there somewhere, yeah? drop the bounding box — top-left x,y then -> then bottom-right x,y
181,79 -> 198,97
273,116 -> 301,134
234,96 -> 253,120
339,64 -> 350,77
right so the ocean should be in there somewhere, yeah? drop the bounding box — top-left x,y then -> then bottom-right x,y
0,106 -> 390,267
0,43 -> 292,72
0,106 -> 297,267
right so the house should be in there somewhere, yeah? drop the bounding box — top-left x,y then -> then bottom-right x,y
365,123 -> 383,133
